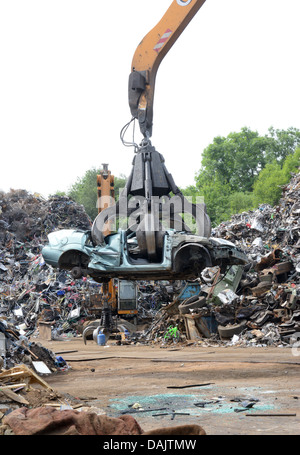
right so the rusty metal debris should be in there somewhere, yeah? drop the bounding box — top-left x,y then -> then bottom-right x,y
0,190 -> 94,369
139,171 -> 300,347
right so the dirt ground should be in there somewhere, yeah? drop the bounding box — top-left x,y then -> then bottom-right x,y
37,336 -> 300,436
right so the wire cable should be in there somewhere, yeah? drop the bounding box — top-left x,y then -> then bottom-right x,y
120,117 -> 139,152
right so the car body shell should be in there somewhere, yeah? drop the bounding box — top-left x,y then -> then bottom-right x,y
42,228 -> 248,282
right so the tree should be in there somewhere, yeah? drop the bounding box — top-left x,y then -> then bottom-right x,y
228,191 -> 256,215
253,148 -> 300,206
196,126 -> 300,195
266,127 -> 300,165
253,162 -> 287,206
198,127 -> 270,193
187,127 -> 300,225
182,177 -> 233,227
281,147 -> 300,179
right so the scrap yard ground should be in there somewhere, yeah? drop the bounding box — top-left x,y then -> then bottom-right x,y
40,337 -> 300,435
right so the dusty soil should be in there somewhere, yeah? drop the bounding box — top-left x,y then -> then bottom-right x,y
37,336 -> 300,435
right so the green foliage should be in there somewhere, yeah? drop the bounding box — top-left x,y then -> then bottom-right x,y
187,128 -> 300,226
182,177 -> 233,227
266,127 -> 300,165
253,162 -> 287,206
197,126 -> 300,195
68,168 -> 99,220
199,127 -> 270,193
253,147 -> 300,206
67,167 -> 127,220
228,191 -> 256,215
199,178 -> 232,226
281,147 -> 300,179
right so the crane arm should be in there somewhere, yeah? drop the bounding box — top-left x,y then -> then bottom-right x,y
128,0 -> 207,138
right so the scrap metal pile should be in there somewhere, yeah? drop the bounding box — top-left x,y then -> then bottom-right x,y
0,190 -> 96,369
0,189 -> 175,368
1,169 -> 300,360
144,170 -> 300,347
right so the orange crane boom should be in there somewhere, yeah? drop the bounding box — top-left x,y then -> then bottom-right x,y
128,0 -> 207,138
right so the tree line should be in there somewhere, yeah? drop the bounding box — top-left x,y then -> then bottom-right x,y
56,126 -> 300,226
182,126 -> 300,226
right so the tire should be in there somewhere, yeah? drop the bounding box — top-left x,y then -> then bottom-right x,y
217,320 -> 247,339
71,266 -> 83,279
178,295 -> 207,314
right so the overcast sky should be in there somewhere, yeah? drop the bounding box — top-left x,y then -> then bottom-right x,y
0,0 -> 299,198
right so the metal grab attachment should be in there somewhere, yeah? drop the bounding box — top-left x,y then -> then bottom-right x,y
91,141 -> 211,261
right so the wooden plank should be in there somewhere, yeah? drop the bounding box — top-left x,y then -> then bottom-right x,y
183,315 -> 201,340
0,387 -> 29,405
0,383 -> 27,389
0,365 -> 53,390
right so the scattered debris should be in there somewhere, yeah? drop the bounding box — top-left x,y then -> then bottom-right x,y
167,383 -> 214,389
245,413 -> 297,417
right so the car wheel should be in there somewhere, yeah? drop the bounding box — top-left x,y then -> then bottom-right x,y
71,266 -> 84,279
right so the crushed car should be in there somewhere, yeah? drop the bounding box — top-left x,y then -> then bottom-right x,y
42,227 -> 248,282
